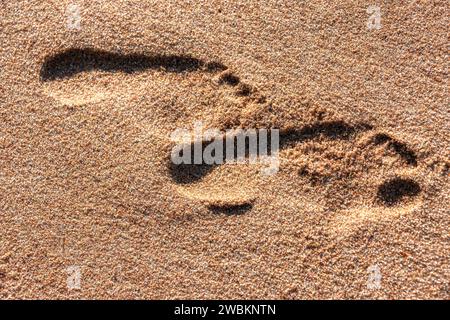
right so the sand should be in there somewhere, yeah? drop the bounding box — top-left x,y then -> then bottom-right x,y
0,0 -> 448,299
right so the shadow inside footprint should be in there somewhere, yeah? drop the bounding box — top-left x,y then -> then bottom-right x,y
372,133 -> 417,166
168,121 -> 373,184
40,48 -> 226,81
377,178 -> 421,206
169,162 -> 215,184
168,131 -> 277,184
279,121 -> 372,149
209,203 -> 253,215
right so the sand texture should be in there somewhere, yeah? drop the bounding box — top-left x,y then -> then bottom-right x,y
0,1 -> 448,299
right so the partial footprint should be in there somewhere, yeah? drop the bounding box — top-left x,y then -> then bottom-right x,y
40,48 -> 226,106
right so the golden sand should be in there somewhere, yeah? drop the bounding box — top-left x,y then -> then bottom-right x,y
0,1 -> 448,299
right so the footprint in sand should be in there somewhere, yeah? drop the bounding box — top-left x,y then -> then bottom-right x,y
40,48 -> 426,226
40,48 -> 226,105
39,48 -> 263,209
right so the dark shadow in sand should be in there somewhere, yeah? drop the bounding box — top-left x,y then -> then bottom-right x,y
377,177 -> 421,206
169,121 -> 372,184
209,203 -> 253,215
40,48 -> 227,81
279,121 -> 372,149
371,133 -> 418,166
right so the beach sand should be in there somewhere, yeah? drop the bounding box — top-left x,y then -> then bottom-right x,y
0,0 -> 448,299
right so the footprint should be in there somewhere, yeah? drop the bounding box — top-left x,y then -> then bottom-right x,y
39,48 -> 263,210
40,48 -> 426,221
168,120 -> 423,219
167,115 -> 424,218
